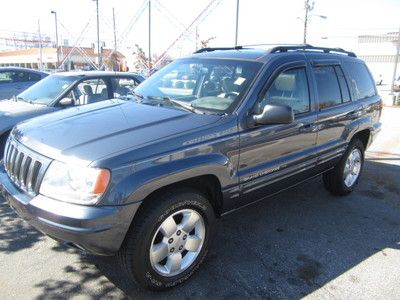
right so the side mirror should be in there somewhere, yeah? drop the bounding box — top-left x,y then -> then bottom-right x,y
250,104 -> 294,126
59,97 -> 74,106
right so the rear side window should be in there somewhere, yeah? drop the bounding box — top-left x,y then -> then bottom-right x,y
344,62 -> 376,100
313,66 -> 342,109
334,66 -> 351,103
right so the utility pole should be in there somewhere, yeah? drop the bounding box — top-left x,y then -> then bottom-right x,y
148,0 -> 151,71
113,8 -> 117,51
195,26 -> 199,51
51,11 -> 59,68
38,20 -> 43,70
92,0 -> 101,69
303,0 -> 313,44
391,25 -> 400,104
235,0 -> 239,47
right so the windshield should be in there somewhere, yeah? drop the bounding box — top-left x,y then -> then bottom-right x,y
134,58 -> 262,113
17,75 -> 78,105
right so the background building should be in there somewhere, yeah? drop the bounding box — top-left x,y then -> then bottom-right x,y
0,46 -> 127,71
358,32 -> 400,84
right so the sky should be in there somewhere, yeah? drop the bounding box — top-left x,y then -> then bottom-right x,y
0,0 -> 399,60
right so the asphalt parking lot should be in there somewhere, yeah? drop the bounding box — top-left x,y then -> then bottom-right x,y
1,107 -> 399,299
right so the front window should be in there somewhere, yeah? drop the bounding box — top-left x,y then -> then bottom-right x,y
259,67 -> 310,115
17,75 -> 78,105
134,58 -> 262,113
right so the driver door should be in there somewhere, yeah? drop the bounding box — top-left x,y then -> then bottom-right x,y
235,61 -> 318,209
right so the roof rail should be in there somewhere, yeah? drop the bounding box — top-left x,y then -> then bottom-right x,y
268,45 -> 357,57
194,46 -> 243,53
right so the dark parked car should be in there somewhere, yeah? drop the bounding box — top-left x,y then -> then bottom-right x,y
0,46 -> 381,290
0,71 -> 144,157
0,67 -> 48,100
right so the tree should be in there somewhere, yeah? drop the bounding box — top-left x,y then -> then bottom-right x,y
104,51 -> 121,71
132,44 -> 151,72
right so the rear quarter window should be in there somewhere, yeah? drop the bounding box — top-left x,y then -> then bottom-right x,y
343,62 -> 376,100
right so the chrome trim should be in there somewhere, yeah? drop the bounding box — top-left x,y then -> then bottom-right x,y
4,137 -> 52,196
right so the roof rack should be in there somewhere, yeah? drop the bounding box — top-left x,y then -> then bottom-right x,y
268,45 -> 357,57
194,46 -> 243,53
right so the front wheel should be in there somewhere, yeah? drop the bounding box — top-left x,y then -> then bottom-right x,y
323,139 -> 365,196
118,188 -> 215,290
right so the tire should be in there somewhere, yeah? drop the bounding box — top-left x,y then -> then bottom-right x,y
117,188 -> 216,291
323,139 -> 365,196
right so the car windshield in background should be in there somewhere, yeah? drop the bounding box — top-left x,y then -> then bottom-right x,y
17,75 -> 78,105
134,58 -> 262,113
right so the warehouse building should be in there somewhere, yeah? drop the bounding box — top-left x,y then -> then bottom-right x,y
0,46 -> 127,71
358,32 -> 400,84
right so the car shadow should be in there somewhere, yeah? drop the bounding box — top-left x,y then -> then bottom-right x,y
3,159 -> 400,299
0,200 -> 44,253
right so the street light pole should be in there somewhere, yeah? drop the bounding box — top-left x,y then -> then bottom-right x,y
303,0 -> 313,44
93,0 -> 101,69
50,11 -> 59,68
113,7 -> 117,51
148,0 -> 151,71
235,0 -> 239,47
391,25 -> 400,104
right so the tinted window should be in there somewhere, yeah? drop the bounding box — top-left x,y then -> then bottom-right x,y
260,67 -> 310,114
334,66 -> 350,102
28,72 -> 42,82
344,62 -> 376,100
0,71 -> 13,84
313,66 -> 342,109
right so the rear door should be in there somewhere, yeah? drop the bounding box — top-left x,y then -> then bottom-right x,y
311,60 -> 355,167
236,59 -> 318,210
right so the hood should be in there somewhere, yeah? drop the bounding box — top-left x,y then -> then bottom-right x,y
14,99 -> 221,164
0,100 -> 54,133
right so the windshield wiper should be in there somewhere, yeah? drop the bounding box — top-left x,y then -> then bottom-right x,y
146,96 -> 199,113
131,91 -> 144,101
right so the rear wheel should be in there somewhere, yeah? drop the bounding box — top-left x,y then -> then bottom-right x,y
323,139 -> 365,196
118,188 -> 215,290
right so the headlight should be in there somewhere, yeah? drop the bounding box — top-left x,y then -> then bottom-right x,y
40,160 -> 111,205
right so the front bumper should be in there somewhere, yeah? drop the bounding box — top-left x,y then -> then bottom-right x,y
0,164 -> 141,255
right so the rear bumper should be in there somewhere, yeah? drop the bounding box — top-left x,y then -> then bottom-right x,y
367,122 -> 382,148
0,164 -> 141,255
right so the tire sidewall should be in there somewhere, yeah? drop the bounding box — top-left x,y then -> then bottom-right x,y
338,140 -> 365,193
131,190 -> 215,290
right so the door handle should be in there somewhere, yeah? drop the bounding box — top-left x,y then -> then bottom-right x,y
299,123 -> 317,133
348,110 -> 362,118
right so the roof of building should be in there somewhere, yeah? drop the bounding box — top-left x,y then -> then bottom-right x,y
0,47 -> 126,59
52,71 -> 142,78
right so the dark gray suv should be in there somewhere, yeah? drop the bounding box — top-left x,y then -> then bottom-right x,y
0,45 -> 382,290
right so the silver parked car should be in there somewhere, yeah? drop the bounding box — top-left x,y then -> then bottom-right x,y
0,67 -> 48,100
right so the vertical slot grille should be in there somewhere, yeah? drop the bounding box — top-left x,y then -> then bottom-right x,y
4,140 -> 46,195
